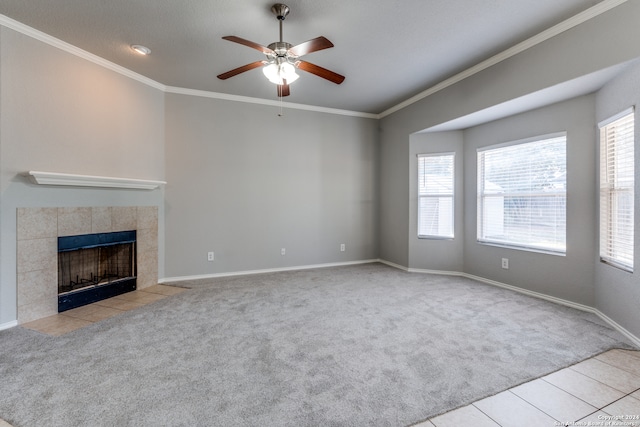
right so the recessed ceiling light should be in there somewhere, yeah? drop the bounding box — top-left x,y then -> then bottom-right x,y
131,44 -> 151,55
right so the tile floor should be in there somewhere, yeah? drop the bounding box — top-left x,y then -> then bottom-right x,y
20,284 -> 187,336
4,291 -> 640,427
419,348 -> 640,427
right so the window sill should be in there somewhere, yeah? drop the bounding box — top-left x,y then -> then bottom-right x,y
418,235 -> 454,241
477,241 -> 566,257
600,258 -> 633,273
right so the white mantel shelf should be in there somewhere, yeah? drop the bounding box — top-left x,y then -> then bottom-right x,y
27,171 -> 166,190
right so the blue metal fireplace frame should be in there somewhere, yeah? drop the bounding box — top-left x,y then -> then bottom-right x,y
58,230 -> 137,312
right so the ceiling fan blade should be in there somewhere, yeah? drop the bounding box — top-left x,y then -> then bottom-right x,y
217,61 -> 266,80
288,36 -> 334,57
277,82 -> 290,97
297,61 -> 345,84
222,36 -> 274,55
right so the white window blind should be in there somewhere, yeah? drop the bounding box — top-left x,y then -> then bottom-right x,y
418,153 -> 454,238
600,109 -> 635,271
477,135 -> 566,253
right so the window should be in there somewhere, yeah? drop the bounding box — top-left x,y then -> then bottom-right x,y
418,153 -> 454,238
477,134 -> 566,253
599,108 -> 635,272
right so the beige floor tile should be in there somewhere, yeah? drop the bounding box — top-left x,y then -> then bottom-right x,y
61,304 -> 124,322
430,404 -> 500,427
578,411 -> 612,423
570,358 -> 640,394
511,378 -> 596,422
93,298 -> 146,311
0,418 -> 13,427
602,396 -> 640,426
473,391 -> 557,427
543,367 -> 625,408
619,349 -> 640,361
596,349 -> 640,377
22,315 -> 91,336
141,284 -> 187,296
111,290 -> 167,304
633,390 -> 640,400
413,421 -> 436,427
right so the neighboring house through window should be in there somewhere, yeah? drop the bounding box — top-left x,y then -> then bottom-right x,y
477,134 -> 567,254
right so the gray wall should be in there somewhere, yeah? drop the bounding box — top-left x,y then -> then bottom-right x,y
3,0 -> 640,340
463,96 -> 597,306
164,93 -> 379,278
378,0 -> 640,272
595,60 -> 640,337
0,27 -> 165,325
378,115 -> 410,266
408,131 -> 464,272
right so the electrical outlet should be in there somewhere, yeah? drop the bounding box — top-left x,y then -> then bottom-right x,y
208,252 -> 214,261
340,243 -> 346,252
501,258 -> 509,269
281,248 -> 286,255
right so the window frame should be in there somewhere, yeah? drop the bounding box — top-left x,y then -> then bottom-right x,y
417,152 -> 455,239
476,133 -> 567,255
599,107 -> 635,272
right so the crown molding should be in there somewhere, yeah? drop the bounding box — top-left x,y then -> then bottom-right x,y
165,87 -> 379,119
0,15 -> 166,91
378,0 -> 629,118
1,0 -> 628,120
0,14 -> 376,119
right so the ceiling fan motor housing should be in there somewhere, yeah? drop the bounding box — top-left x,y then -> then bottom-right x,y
268,41 -> 294,57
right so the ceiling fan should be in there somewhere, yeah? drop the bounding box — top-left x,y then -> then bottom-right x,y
217,3 -> 345,97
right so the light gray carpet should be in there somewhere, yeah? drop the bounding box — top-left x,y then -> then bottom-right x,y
0,263 -> 635,426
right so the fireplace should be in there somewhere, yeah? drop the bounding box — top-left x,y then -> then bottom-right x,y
17,206 -> 158,324
58,231 -> 137,312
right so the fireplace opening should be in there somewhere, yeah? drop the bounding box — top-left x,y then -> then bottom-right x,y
58,231 -> 137,312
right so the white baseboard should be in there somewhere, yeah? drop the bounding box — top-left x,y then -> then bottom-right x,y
380,259 -> 640,348
4,259 -> 639,346
409,267 -> 466,276
0,320 -> 18,331
462,273 -> 595,313
592,309 -> 640,348
160,259 -> 380,283
377,259 -> 409,271
462,273 -> 640,347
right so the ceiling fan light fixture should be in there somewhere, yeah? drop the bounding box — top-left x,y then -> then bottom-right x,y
280,62 -> 299,83
262,62 -> 299,85
218,3 -> 344,97
262,63 -> 281,84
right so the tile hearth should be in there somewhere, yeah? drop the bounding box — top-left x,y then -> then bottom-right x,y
21,284 -> 186,336
17,206 -> 159,324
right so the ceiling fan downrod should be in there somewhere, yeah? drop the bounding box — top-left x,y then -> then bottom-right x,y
271,3 -> 290,43
267,4 -> 293,58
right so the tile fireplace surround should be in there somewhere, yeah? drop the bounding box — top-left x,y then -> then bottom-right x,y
17,206 -> 158,323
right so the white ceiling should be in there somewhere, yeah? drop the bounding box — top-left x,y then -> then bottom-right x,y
0,0 -> 607,114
